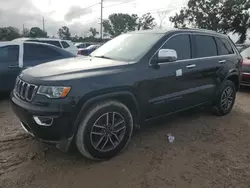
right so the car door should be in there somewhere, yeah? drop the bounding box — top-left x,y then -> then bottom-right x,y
144,33 -> 195,118
23,43 -> 64,68
183,34 -> 225,107
0,44 -> 21,91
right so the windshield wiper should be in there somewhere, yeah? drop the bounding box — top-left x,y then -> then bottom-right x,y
93,55 -> 112,59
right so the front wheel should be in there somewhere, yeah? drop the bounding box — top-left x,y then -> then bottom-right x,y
213,80 -> 236,116
76,100 -> 134,160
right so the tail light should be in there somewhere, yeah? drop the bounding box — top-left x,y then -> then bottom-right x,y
77,50 -> 81,55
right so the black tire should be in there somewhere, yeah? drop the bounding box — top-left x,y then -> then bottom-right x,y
76,100 -> 134,160
213,80 -> 236,116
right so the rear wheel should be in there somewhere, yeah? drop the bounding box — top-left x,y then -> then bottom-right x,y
76,100 -> 133,160
213,80 -> 236,116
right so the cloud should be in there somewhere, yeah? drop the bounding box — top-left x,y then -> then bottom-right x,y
64,5 -> 95,22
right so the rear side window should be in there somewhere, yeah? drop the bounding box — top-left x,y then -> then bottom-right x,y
194,35 -> 217,58
24,43 -> 62,61
215,37 -> 234,55
162,34 -> 191,60
0,45 -> 19,62
61,41 -> 70,48
38,40 -> 62,48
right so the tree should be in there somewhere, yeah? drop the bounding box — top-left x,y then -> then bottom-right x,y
0,27 -> 21,41
29,27 -> 47,38
58,26 -> 71,40
89,27 -> 99,38
221,0 -> 250,43
138,13 -> 156,30
103,13 -> 138,37
169,0 -> 250,43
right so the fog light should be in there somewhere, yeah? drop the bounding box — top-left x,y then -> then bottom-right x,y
33,116 -> 53,126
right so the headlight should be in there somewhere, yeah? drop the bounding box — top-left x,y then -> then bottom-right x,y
37,86 -> 71,98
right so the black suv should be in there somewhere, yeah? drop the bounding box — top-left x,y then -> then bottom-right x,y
11,29 -> 242,160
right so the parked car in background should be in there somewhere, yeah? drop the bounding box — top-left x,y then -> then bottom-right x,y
0,41 -> 76,92
13,38 -> 78,55
77,44 -> 101,56
11,28 -> 241,161
74,42 -> 92,49
235,43 -> 250,53
240,46 -> 250,86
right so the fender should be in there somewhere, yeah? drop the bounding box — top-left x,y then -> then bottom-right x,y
70,91 -> 140,138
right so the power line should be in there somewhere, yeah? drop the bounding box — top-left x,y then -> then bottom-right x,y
103,0 -> 136,9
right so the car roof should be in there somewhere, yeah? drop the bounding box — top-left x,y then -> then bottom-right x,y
13,37 -> 71,42
0,40 -> 62,47
128,28 -> 228,38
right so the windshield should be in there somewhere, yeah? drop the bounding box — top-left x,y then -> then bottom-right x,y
91,33 -> 164,61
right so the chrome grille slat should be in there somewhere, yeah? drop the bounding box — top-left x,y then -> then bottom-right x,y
14,78 -> 37,101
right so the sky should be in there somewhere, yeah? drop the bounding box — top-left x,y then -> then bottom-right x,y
0,0 -> 187,37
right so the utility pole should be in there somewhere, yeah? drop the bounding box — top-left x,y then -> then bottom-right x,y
100,0 -> 103,40
23,24 -> 25,34
42,16 -> 45,32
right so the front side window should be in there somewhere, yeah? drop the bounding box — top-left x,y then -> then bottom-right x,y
91,33 -> 164,61
0,45 -> 19,62
215,37 -> 234,55
194,35 -> 217,58
61,41 -> 70,48
24,43 -> 62,61
162,34 -> 191,60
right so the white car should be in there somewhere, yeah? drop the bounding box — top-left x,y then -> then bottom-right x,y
13,38 -> 78,55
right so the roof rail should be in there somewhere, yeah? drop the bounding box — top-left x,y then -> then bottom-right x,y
180,27 -> 218,33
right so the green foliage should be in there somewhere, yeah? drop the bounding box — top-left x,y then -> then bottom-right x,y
0,27 -> 21,41
103,13 -> 156,37
58,26 -> 71,40
29,27 -> 47,38
170,0 -> 250,43
138,13 -> 156,30
89,27 -> 99,38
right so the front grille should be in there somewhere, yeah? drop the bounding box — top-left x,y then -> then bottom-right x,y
14,78 -> 38,101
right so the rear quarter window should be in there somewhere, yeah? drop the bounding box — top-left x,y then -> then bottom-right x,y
61,41 -> 70,48
215,37 -> 234,55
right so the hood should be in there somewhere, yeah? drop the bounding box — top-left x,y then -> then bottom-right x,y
21,56 -> 128,83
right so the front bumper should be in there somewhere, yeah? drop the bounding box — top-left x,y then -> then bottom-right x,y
11,92 -> 78,151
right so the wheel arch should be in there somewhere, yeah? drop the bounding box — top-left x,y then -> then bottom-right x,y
225,73 -> 240,91
71,90 -> 140,137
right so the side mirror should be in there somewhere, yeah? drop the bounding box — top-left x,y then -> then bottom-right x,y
158,49 -> 177,63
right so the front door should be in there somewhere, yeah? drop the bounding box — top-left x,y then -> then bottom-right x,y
0,45 -> 21,92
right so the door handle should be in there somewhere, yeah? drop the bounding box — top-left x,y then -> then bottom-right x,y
186,64 -> 196,68
8,65 -> 19,68
218,60 -> 226,64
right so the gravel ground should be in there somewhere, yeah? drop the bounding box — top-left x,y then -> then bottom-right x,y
1,89 -> 250,188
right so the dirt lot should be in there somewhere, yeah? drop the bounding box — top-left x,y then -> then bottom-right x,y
1,90 -> 250,188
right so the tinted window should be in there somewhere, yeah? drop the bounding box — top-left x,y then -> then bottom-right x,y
215,37 -> 234,55
162,34 -> 191,60
0,45 -> 19,62
38,40 -> 62,48
194,35 -> 217,58
24,43 -> 62,61
61,41 -> 70,48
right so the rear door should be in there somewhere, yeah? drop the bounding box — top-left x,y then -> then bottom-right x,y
0,45 -> 21,91
23,43 -> 64,68
182,34 -> 224,106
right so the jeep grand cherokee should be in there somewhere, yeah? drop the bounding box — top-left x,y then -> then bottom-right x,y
11,28 -> 242,160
